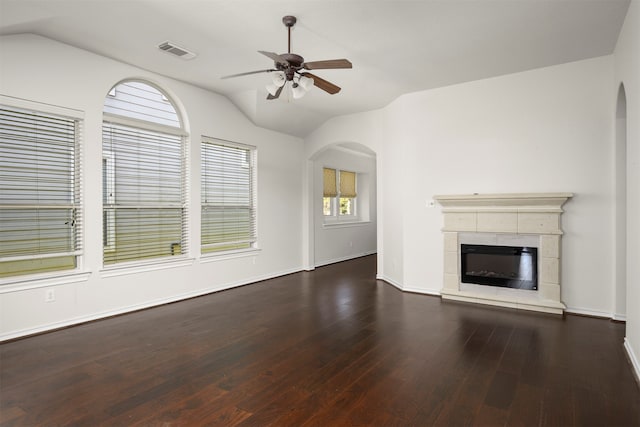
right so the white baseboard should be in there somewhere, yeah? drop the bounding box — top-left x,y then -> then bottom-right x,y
376,274 -> 403,291
402,286 -> 441,296
315,251 -> 377,268
0,266 -> 302,342
564,306 -> 613,319
375,275 -> 441,296
624,338 -> 640,386
613,313 -> 627,322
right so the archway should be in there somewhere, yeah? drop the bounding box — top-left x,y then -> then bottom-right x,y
615,83 -> 627,320
305,142 -> 378,269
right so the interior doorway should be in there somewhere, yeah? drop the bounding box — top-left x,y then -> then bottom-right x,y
307,143 -> 377,268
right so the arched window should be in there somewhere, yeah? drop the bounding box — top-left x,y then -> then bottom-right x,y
102,81 -> 187,266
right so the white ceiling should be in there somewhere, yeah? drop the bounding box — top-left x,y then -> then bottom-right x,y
0,0 -> 630,137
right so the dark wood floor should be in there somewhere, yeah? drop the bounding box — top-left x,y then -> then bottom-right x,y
1,255 -> 639,426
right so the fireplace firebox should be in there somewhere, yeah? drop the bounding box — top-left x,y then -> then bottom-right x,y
461,244 -> 538,290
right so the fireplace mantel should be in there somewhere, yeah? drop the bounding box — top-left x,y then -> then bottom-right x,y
434,192 -> 573,314
435,193 -> 573,212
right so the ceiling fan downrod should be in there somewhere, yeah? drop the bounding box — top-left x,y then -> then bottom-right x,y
282,15 -> 297,54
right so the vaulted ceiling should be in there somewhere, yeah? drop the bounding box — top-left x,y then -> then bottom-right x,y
0,0 -> 630,137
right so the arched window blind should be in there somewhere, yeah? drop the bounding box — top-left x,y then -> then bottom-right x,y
0,105 -> 83,277
102,81 -> 187,266
201,137 -> 256,253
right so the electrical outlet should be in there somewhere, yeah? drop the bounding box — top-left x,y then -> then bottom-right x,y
45,289 -> 55,303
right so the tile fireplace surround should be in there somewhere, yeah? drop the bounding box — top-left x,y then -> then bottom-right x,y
434,193 -> 573,315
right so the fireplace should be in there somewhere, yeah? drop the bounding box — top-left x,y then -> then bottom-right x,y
434,193 -> 573,315
461,244 -> 538,290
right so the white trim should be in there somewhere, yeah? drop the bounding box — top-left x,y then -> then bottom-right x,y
200,248 -> 262,263
329,145 -> 376,159
402,286 -> 442,296
376,274 -> 403,291
612,313 -> 627,322
0,94 -> 84,119
564,306 -> 613,318
0,271 -> 91,293
103,112 -> 187,136
624,338 -> 640,385
322,220 -> 371,229
315,250 -> 376,268
201,135 -> 256,151
0,265 -> 302,342
100,257 -> 195,278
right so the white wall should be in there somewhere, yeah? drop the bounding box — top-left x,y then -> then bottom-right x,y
614,0 -> 640,379
0,34 -> 304,340
395,56 -> 616,313
311,146 -> 376,266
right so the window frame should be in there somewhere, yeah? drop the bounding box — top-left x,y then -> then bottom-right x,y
200,136 -> 258,256
0,98 -> 84,281
323,168 -> 358,223
101,80 -> 189,269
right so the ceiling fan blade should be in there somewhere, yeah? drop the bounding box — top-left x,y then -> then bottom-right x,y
303,59 -> 352,70
221,69 -> 276,79
302,72 -> 341,95
258,51 -> 289,66
266,85 -> 284,100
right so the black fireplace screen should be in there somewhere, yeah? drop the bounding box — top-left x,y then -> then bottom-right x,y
461,244 -> 538,290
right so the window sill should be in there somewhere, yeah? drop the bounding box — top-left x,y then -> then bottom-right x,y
200,247 -> 262,263
0,270 -> 92,294
100,257 -> 195,278
322,220 -> 371,229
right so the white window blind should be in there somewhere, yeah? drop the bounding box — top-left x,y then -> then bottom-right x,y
102,81 -> 187,266
201,138 -> 256,253
0,105 -> 83,277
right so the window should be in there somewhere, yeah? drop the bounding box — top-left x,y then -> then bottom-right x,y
102,81 -> 187,266
201,137 -> 257,254
323,168 -> 357,220
0,105 -> 83,278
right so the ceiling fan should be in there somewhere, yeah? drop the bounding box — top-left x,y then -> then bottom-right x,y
221,15 -> 352,100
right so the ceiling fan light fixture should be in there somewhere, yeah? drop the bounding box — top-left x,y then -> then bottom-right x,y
291,83 -> 307,99
272,72 -> 286,87
266,71 -> 287,96
298,75 -> 313,91
266,82 -> 281,96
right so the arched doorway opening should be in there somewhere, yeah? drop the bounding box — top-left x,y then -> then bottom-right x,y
306,143 -> 377,269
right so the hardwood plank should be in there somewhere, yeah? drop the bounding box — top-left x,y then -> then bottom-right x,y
1,255 -> 639,426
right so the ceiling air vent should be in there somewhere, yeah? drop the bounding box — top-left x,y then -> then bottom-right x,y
158,41 -> 197,60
